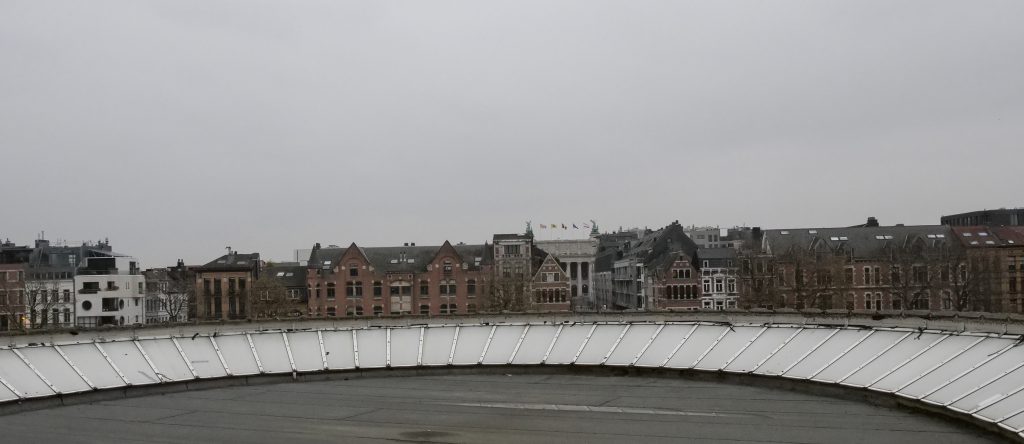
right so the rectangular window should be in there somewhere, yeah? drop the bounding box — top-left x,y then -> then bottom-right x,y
420,281 -> 429,296
373,281 -> 383,297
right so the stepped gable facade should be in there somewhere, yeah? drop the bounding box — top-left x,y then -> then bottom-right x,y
306,240 -> 492,317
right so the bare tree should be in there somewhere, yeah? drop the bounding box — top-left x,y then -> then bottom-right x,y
931,245 -> 987,311
22,276 -> 61,329
736,251 -> 782,309
483,271 -> 534,312
250,275 -> 296,319
160,275 -> 195,323
885,241 -> 938,311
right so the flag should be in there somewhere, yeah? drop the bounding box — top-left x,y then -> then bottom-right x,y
573,224 -> 578,229
539,224 -> 547,229
561,224 -> 567,229
583,224 -> 590,229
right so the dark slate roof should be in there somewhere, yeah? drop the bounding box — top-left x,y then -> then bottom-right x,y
952,226 -> 1023,248
763,225 -> 954,259
197,253 -> 260,270
642,222 -> 700,272
308,243 -> 491,274
594,250 -> 618,273
698,248 -> 737,259
493,233 -> 532,241
265,264 -> 307,287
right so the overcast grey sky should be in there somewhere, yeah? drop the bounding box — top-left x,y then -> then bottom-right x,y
2,0 -> 1022,267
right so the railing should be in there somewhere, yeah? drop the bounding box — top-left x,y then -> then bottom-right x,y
0,320 -> 1022,442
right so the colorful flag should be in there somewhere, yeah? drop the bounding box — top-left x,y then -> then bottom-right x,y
539,224 -> 547,229
573,224 -> 578,229
583,224 -> 590,228
561,224 -> 567,229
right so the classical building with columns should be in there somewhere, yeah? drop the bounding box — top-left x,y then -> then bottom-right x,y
535,238 -> 598,311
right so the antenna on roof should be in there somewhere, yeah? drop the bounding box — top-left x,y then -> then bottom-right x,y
226,246 -> 232,255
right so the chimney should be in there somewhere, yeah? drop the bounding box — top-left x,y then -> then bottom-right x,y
866,217 -> 879,227
411,242 -> 415,246
404,242 -> 409,247
34,239 -> 50,248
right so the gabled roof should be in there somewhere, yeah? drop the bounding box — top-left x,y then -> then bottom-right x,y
532,254 -> 567,282
307,242 -> 492,274
643,222 -> 700,272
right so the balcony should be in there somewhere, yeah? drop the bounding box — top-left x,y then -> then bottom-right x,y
78,288 -> 99,295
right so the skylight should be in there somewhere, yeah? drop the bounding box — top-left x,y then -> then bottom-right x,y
780,231 -> 790,235
808,230 -> 818,234
963,233 -> 972,237
276,272 -> 285,277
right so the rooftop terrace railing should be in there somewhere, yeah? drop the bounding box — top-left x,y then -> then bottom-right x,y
0,315 -> 1023,441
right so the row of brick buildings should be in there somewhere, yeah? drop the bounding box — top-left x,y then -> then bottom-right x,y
4,209 -> 1022,329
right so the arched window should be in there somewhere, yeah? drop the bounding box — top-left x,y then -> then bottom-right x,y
467,303 -> 477,314
419,304 -> 430,315
372,305 -> 383,316
327,307 -> 337,317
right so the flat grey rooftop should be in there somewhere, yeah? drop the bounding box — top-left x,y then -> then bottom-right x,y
0,374 -> 1003,443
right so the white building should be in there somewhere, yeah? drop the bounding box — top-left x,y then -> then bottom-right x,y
697,248 -> 739,310
535,238 -> 598,311
74,255 -> 145,327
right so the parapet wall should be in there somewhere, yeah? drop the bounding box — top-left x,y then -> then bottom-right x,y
1,315 -> 1023,442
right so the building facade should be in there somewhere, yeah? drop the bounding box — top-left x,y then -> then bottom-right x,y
535,238 -> 597,311
306,241 -> 491,317
193,251 -> 260,320
74,255 -> 145,327
697,248 -> 739,310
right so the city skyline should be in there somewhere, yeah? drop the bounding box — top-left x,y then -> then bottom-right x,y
3,1 -> 1023,267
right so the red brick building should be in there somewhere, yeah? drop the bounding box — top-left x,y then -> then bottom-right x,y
531,254 -> 570,310
306,241 -> 491,317
0,263 -> 26,330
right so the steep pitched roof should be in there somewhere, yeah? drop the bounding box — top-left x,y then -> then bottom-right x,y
643,222 -> 699,272
763,225 -> 954,259
308,242 -> 491,274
